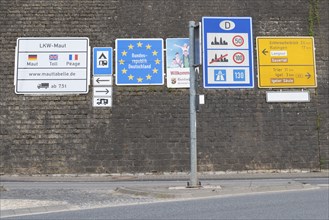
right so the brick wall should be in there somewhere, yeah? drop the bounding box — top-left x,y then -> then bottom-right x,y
0,0 -> 328,174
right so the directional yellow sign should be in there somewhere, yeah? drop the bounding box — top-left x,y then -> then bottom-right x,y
257,37 -> 317,88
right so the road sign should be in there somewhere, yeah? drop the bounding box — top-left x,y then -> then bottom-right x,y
166,38 -> 190,88
93,76 -> 113,86
202,17 -> 254,88
93,97 -> 112,107
93,86 -> 112,97
266,91 -> 310,102
115,38 -> 164,85
92,47 -> 113,108
93,84 -> 112,107
257,37 -> 316,88
93,47 -> 113,75
14,37 -> 90,94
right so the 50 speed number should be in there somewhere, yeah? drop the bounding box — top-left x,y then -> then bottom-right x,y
232,35 -> 244,47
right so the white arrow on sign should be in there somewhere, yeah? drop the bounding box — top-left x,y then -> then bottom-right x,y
93,87 -> 112,97
93,76 -> 113,86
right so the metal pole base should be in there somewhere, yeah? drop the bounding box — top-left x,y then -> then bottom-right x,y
187,181 -> 202,188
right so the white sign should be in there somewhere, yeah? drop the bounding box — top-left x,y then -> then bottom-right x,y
93,87 -> 112,97
93,82 -> 112,107
166,38 -> 190,88
14,37 -> 90,94
199,94 -> 205,104
266,91 -> 310,102
93,76 -> 113,86
93,97 -> 112,107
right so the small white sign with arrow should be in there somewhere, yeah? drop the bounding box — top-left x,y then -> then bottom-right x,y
93,87 -> 112,97
93,76 -> 113,86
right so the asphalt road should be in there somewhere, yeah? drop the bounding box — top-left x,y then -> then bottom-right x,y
3,187 -> 328,220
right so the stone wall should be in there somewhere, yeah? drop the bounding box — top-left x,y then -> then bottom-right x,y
0,0 -> 328,174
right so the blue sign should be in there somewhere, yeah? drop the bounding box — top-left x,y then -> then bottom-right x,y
116,38 -> 164,85
214,69 -> 226,81
93,47 -> 113,75
202,17 -> 254,88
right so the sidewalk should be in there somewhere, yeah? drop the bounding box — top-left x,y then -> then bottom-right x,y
1,170 -> 328,182
1,171 -> 328,218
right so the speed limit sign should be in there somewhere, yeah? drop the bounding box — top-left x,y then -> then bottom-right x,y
232,35 -> 244,47
233,52 -> 245,64
202,17 -> 254,88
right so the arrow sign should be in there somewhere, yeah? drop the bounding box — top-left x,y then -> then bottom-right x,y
257,37 -> 316,88
96,78 -> 110,84
93,87 -> 112,97
93,76 -> 113,86
96,88 -> 110,94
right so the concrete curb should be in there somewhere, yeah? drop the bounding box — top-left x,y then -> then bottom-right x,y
115,187 -> 177,199
1,170 -> 328,182
1,205 -> 74,218
114,182 -> 318,200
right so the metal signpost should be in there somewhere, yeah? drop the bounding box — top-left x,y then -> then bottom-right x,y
188,21 -> 198,188
188,17 -> 254,186
202,17 -> 254,88
115,38 -> 164,86
257,37 -> 317,88
14,37 -> 90,94
92,47 -> 113,107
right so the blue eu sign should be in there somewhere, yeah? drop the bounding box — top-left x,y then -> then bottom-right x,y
115,39 -> 164,85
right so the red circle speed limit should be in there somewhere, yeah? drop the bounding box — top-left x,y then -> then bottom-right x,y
233,52 -> 245,64
232,35 -> 244,47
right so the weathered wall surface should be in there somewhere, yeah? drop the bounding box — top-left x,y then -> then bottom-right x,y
0,0 -> 328,174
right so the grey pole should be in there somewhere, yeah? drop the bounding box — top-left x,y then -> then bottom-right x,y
188,21 -> 199,188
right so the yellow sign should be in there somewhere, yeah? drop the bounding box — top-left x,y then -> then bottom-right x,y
257,37 -> 317,88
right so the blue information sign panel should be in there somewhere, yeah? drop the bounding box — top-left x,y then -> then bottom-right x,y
93,47 -> 113,75
115,38 -> 164,85
202,17 -> 254,88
